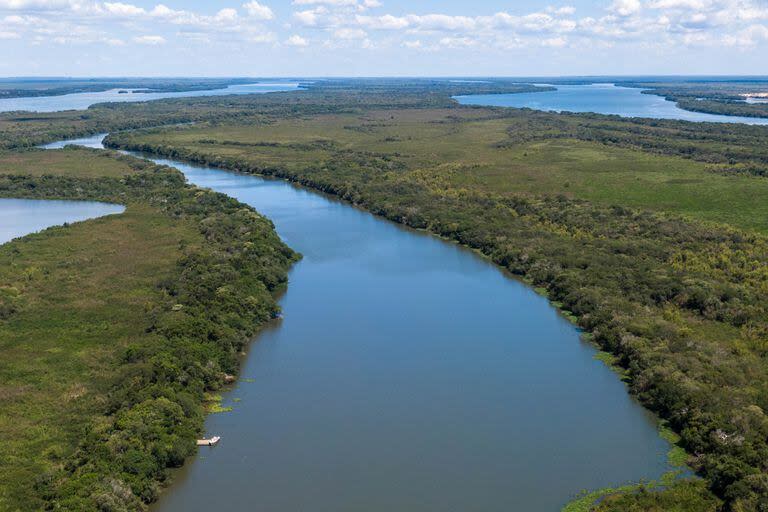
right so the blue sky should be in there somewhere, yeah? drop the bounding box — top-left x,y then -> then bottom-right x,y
0,0 -> 766,76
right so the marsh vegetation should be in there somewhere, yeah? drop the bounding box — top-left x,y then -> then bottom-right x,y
0,147 -> 297,510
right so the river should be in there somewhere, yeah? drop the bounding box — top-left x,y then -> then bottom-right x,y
0,197 -> 124,245
454,83 -> 768,125
0,83 -> 302,113
42,134 -> 676,511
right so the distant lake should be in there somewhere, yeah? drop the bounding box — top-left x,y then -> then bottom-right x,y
455,83 -> 768,125
0,83 -> 302,113
0,198 -> 124,244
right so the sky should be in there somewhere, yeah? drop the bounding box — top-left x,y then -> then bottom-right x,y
0,0 -> 766,76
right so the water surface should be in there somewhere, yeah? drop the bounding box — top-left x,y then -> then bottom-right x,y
455,83 -> 768,125
41,133 -> 108,149
0,198 -> 124,244
0,83 -> 301,113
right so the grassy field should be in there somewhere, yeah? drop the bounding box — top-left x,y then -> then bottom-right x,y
0,147 -> 297,510
0,149 -> 136,178
0,206 -> 200,510
0,149 -> 198,509
125,109 -> 768,233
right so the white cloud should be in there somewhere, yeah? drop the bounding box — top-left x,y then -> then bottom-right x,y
542,36 -> 568,46
333,27 -> 366,38
722,23 -> 768,46
0,0 -> 69,10
243,1 -> 274,20
356,13 -> 408,29
278,0 -> 768,54
438,36 -> 476,48
133,34 -> 165,44
215,8 -> 238,23
2,14 -> 37,24
1,0 -> 767,67
285,33 -> 308,46
608,0 -> 642,16
102,2 -> 145,17
293,8 -> 321,26
548,6 -> 576,15
292,0 -> 357,6
248,31 -> 276,43
647,0 -> 710,9
409,14 -> 476,31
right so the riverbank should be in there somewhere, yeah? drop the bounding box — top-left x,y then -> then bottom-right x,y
105,109 -> 768,509
0,147 -> 298,510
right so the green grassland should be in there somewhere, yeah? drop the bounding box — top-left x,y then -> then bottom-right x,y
112,109 -> 768,233
0,148 -> 137,178
0,205 -> 199,510
0,147 -> 297,510
108,104 -> 768,511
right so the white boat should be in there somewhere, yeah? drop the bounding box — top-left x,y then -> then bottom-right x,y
196,436 -> 221,446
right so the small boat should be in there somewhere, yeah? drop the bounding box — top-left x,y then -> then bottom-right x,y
196,436 -> 221,446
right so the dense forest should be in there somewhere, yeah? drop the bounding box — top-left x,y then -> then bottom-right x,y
0,147 -> 298,510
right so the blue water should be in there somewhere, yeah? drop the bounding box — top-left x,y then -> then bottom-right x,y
455,83 -> 768,125
41,133 -> 108,149
0,83 -> 301,113
0,197 -> 124,244
42,139 -> 669,511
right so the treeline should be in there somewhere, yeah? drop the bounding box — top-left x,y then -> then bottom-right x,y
488,107 -> 768,176
0,78 -> 256,99
107,131 -> 768,511
675,98 -> 768,120
0,148 -> 298,510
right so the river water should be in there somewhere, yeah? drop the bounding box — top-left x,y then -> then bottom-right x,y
42,134 -> 675,511
455,83 -> 768,125
0,83 -> 301,113
0,197 -> 124,245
